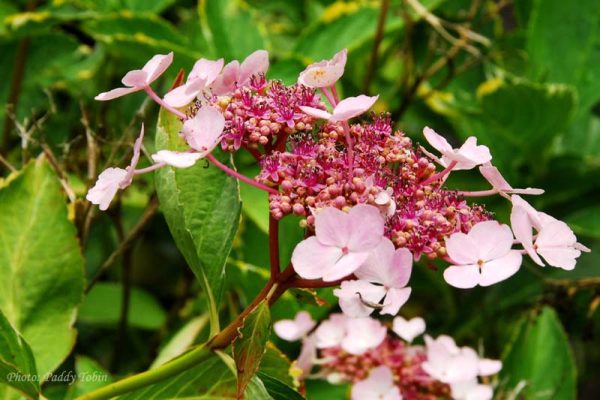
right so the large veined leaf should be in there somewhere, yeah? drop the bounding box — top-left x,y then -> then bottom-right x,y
233,301 -> 272,397
117,352 -> 273,399
501,307 -> 577,399
0,310 -> 39,398
0,157 -> 84,377
155,110 -> 241,334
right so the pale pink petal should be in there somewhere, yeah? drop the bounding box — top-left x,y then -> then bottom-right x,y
455,137 -> 492,169
334,280 -> 386,317
315,314 -> 347,348
451,379 -> 493,400
536,220 -> 577,248
478,358 -> 502,376
86,168 -> 128,211
351,366 -> 401,400
292,237 -> 343,280
445,232 -> 478,265
182,106 -> 225,152
211,60 -> 241,95
355,237 -> 395,284
121,69 -> 148,87
341,317 -> 386,355
537,247 -> 580,270
479,164 -> 543,194
299,106 -> 333,120
163,84 -> 200,108
323,251 -> 370,282
274,311 -> 316,342
387,247 -> 413,288
381,287 -> 412,315
392,316 -> 426,343
479,251 -> 522,286
443,347 -> 480,383
95,86 -> 139,101
467,221 -> 513,261
239,50 -> 269,84
189,58 -> 224,84
511,195 -> 544,229
296,335 -> 317,378
423,126 -> 453,153
574,242 -> 591,252
479,164 -> 511,190
298,49 -> 347,88
443,265 -> 480,289
151,150 -> 203,168
142,52 -> 174,83
120,124 -> 145,188
510,205 -> 544,266
346,204 -> 385,252
314,207 -> 351,248
330,95 -> 378,122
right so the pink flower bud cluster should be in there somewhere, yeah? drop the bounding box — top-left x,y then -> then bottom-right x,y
217,80 -> 322,152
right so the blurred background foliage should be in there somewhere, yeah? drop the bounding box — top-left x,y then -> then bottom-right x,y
0,0 -> 599,399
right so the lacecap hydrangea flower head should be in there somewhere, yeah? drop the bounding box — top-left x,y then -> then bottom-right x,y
87,48 -> 589,399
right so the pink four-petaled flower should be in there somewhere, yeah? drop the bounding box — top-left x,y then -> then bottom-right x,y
151,106 -> 225,168
163,58 -> 224,107
298,49 -> 347,88
334,238 -> 412,317
443,221 -> 522,288
273,311 -> 316,342
423,127 -> 492,170
211,50 -> 269,95
351,366 -> 402,400
95,53 -> 173,101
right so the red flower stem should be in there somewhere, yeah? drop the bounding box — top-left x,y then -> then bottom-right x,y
206,153 -> 279,195
286,277 -> 348,288
143,86 -> 187,120
420,160 -> 457,187
269,216 -> 280,278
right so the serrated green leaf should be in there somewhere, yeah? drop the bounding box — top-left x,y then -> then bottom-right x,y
259,343 -> 294,388
257,373 -> 304,400
0,310 -> 39,398
0,157 -> 84,377
233,301 -> 272,398
79,282 -> 167,330
501,307 -> 577,399
155,110 -> 241,335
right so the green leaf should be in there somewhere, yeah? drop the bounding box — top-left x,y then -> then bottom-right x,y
526,0 -> 600,115
79,283 -> 167,330
0,157 -> 84,376
501,307 -> 577,399
155,110 -> 241,335
150,315 -> 210,369
117,352 -> 273,399
0,310 -> 39,398
566,205 -> 600,239
259,343 -> 294,388
479,79 -> 575,155
68,356 -> 112,398
233,301 -> 272,397
257,373 -> 304,400
199,0 -> 266,60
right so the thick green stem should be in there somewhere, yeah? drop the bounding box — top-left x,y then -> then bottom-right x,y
75,344 -> 210,400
